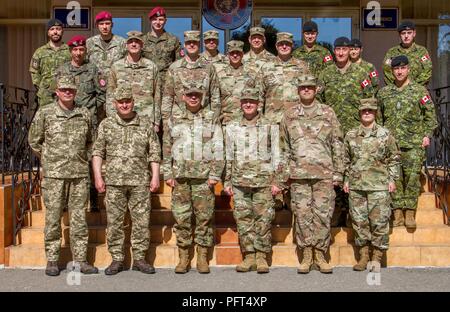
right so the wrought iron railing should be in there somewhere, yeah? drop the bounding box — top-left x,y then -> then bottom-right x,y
0,83 -> 40,245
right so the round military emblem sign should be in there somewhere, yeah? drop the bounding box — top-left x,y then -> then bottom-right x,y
202,0 -> 253,30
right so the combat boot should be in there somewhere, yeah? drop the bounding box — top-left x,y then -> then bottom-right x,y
236,252 -> 256,272
175,246 -> 190,274
314,249 -> 333,274
104,260 -> 124,275
297,247 -> 313,274
79,261 -> 99,274
256,251 -> 270,274
392,209 -> 405,227
45,261 -> 60,277
196,246 -> 210,274
132,259 -> 156,274
353,245 -> 370,271
369,248 -> 384,273
404,209 -> 417,229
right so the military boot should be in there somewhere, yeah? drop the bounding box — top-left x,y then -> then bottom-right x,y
353,245 -> 370,271
105,260 -> 124,275
175,247 -> 190,274
297,247 -> 313,274
314,249 -> 333,274
196,246 -> 210,274
369,248 -> 384,273
256,251 -> 270,274
45,261 -> 60,277
132,259 -> 156,274
392,209 -> 405,227
79,261 -> 99,274
404,209 -> 417,229
236,252 -> 256,272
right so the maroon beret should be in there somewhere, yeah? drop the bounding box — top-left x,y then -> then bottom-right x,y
95,11 -> 113,23
148,7 -> 166,19
68,35 -> 87,48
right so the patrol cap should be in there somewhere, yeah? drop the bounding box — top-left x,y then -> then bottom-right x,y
227,40 -> 244,53
113,87 -> 133,101
398,20 -> 415,32
391,55 -> 409,68
203,30 -> 219,40
67,35 -> 87,48
95,11 -> 113,24
249,26 -> 265,37
334,36 -> 350,48
126,30 -> 144,43
240,88 -> 260,101
57,76 -> 77,90
297,74 -> 317,87
349,38 -> 363,48
359,98 -> 378,111
276,32 -> 294,44
184,30 -> 201,42
149,6 -> 166,19
47,19 -> 63,30
303,21 -> 318,33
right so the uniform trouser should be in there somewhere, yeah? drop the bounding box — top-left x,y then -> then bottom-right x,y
42,177 -> 89,262
105,185 -> 151,261
349,190 -> 391,250
291,179 -> 334,252
232,186 -> 275,253
392,148 -> 424,211
171,179 -> 215,248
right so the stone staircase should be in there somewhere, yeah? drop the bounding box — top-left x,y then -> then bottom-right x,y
5,179 -> 450,268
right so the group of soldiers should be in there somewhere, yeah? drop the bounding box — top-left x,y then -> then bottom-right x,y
27,6 -> 436,276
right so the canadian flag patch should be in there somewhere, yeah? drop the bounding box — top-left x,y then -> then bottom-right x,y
420,94 -> 431,105
323,55 -> 333,63
361,79 -> 371,88
421,54 -> 430,62
369,70 -> 378,78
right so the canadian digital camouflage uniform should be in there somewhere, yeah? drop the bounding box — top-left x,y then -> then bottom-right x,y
354,58 -> 380,90
344,122 -> 401,250
86,34 -> 127,79
377,81 -> 437,211
92,106 -> 161,262
383,43 -> 432,86
292,44 -> 334,77
107,56 -> 161,125
224,112 -> 276,254
30,43 -> 71,106
279,99 -> 344,252
163,106 -> 224,248
28,98 -> 92,262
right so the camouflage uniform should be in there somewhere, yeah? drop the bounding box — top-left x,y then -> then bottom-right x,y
200,51 -> 228,65
28,89 -> 92,262
355,59 -> 379,90
29,43 -> 71,106
224,112 -> 276,253
383,43 -> 432,86
92,91 -> 161,261
163,105 -> 224,248
279,96 -> 344,252
344,121 -> 401,250
292,44 -> 333,77
378,81 -> 437,211
243,49 -> 276,64
86,34 -> 127,79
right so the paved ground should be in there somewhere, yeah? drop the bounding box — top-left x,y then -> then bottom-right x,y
0,266 -> 449,292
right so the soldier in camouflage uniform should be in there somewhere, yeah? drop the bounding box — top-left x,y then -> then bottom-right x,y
29,19 -> 71,107
318,37 -> 375,227
349,39 -> 379,90
163,84 -> 224,274
200,30 -> 227,65
343,98 -> 401,273
107,31 -> 161,131
377,55 -> 437,229
292,21 -> 334,77
162,31 -> 221,126
278,75 -> 344,274
223,88 -> 278,274
28,76 -> 98,276
383,21 -> 432,86
92,87 -> 161,275
242,27 -> 276,75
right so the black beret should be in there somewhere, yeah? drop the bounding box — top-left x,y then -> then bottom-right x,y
398,20 -> 415,32
334,36 -> 350,48
303,21 -> 318,32
391,55 -> 409,67
349,38 -> 362,48
47,19 -> 63,30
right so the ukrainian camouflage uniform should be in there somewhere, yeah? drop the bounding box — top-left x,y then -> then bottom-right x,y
224,114 -> 276,253
200,51 -> 228,66
292,44 -> 333,77
278,101 -> 344,252
107,56 -> 161,125
383,43 -> 432,86
29,43 -> 71,106
344,123 -> 401,250
28,101 -> 92,262
86,34 -> 127,79
378,81 -> 437,211
163,108 -> 224,248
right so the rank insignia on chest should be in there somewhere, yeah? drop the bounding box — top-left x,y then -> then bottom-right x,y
361,79 -> 371,89
420,54 -> 430,62
323,55 -> 333,63
420,94 -> 432,105
396,102 -> 401,110
370,70 -> 378,78
103,52 -> 107,61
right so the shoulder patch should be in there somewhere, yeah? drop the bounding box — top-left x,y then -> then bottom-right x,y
385,58 -> 392,66
369,70 -> 378,78
31,58 -> 39,70
323,55 -> 333,63
420,54 -> 430,62
361,79 -> 371,89
420,94 -> 432,105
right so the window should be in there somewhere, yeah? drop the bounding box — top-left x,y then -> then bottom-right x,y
165,17 -> 193,47
112,17 -> 142,38
311,17 -> 352,48
260,17 -> 303,51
